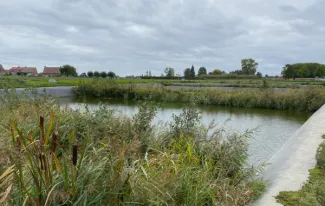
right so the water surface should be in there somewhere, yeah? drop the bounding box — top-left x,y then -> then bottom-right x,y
60,97 -> 311,165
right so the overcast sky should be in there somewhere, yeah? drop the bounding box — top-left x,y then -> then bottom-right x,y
1,0 -> 325,76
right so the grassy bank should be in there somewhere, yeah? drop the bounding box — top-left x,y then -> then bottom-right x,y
0,90 -> 264,205
75,80 -> 325,112
0,76 -> 161,88
276,135 -> 325,205
2,76 -> 325,89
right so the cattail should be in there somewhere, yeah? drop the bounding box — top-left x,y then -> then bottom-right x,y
40,116 -> 44,141
72,145 -> 78,166
51,132 -> 58,153
16,136 -> 21,152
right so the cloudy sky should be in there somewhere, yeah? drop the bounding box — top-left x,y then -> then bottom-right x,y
1,0 -> 324,76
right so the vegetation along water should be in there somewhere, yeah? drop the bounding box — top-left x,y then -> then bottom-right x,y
0,89 -> 265,205
75,80 -> 325,112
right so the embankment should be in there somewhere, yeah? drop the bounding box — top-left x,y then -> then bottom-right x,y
255,104 -> 325,205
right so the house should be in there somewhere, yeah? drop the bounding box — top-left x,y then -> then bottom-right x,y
42,66 -> 61,76
0,64 -> 8,75
9,67 -> 24,75
9,66 -> 38,76
22,67 -> 38,76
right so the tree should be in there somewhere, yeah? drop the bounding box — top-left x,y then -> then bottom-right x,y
281,63 -> 325,78
229,70 -> 244,75
241,58 -> 258,75
184,68 -> 191,78
60,65 -> 77,76
198,67 -> 207,76
297,64 -> 308,78
94,71 -> 100,78
149,71 -> 152,77
164,67 -> 175,77
87,71 -> 94,78
100,71 -> 107,78
281,64 -> 295,79
256,72 -> 262,78
316,65 -> 325,77
209,69 -> 223,75
107,71 -> 116,78
190,65 -> 195,78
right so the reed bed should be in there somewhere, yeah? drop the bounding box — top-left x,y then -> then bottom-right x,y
75,80 -> 325,112
0,89 -> 264,205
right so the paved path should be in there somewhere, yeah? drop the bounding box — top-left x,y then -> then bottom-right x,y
255,105 -> 325,205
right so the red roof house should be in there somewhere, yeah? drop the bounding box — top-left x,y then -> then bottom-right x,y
42,66 -> 61,76
10,66 -> 38,76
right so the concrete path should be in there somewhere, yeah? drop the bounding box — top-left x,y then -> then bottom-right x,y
255,105 -> 325,205
1,86 -> 75,97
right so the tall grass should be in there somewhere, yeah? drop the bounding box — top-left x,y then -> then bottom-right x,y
75,80 -> 325,112
0,90 -> 264,205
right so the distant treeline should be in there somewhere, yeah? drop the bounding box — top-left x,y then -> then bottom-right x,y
281,63 -> 325,79
200,74 -> 260,79
140,76 -> 182,80
140,74 -> 260,80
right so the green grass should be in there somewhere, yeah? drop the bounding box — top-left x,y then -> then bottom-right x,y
1,76 -> 325,89
0,90 -> 265,205
75,80 -> 325,112
276,137 -> 325,206
0,76 -> 163,88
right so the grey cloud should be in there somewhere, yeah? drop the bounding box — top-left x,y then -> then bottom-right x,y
278,5 -> 298,12
0,0 -> 325,76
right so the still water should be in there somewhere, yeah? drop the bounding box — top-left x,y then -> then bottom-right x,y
60,97 -> 311,165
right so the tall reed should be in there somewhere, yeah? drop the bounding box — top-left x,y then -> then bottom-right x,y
0,90 -> 265,205
75,80 -> 325,112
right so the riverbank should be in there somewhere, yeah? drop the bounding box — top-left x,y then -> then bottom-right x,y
0,92 -> 264,205
75,81 -> 325,112
1,76 -> 325,89
276,135 -> 325,205
255,105 -> 325,205
8,86 -> 75,97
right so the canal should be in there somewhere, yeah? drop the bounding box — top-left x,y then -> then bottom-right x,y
60,96 -> 311,165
